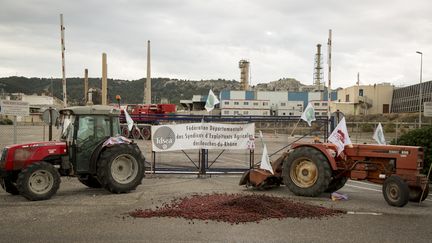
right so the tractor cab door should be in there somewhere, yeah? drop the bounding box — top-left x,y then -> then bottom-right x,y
73,115 -> 111,173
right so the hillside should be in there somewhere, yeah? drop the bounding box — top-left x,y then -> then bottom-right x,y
0,76 -> 304,105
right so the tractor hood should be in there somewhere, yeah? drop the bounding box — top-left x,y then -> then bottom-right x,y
5,141 -> 66,150
1,141 -> 67,171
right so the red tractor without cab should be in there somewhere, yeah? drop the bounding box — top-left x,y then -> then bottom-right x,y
0,105 -> 146,201
240,142 -> 429,207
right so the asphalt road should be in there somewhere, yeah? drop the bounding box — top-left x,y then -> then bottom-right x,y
1,175 -> 431,243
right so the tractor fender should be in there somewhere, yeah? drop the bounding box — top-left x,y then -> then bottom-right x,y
88,138 -> 110,174
290,144 -> 338,170
88,137 -> 138,174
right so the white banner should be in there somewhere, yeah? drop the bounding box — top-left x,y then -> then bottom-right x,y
0,100 -> 29,116
151,122 -> 255,152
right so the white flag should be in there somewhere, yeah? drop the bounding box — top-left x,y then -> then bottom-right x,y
124,109 -> 134,132
260,144 -> 274,174
373,123 -> 386,145
328,117 -> 352,155
258,131 -> 274,174
301,103 -> 316,126
204,89 -> 220,112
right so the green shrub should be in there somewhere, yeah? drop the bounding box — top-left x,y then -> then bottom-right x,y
391,126 -> 432,179
384,122 -> 395,133
0,119 -> 13,125
361,123 -> 374,132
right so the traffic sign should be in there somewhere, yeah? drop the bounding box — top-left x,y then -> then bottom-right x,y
424,102 -> 432,117
0,100 -> 29,116
42,108 -> 60,125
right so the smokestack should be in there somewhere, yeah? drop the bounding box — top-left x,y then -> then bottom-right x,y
60,14 -> 67,107
239,59 -> 250,90
84,68 -> 88,104
145,40 -> 151,104
314,44 -> 323,87
102,53 -> 108,105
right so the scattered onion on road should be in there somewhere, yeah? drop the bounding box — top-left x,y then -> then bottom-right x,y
130,193 -> 345,224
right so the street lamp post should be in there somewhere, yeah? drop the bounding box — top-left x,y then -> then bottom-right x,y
416,51 -> 423,128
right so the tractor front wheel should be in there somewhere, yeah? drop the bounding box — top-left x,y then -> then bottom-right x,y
97,144 -> 145,193
282,147 -> 332,197
382,175 -> 409,207
16,162 -> 61,201
408,184 -> 429,202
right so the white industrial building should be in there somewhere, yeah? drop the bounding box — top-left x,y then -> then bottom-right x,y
275,101 -> 304,116
220,99 -> 270,116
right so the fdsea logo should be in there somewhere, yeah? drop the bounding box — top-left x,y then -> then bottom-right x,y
153,126 -> 175,150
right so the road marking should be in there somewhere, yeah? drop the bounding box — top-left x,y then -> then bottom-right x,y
345,184 -> 382,192
347,211 -> 382,216
349,180 -> 382,188
349,180 -> 432,197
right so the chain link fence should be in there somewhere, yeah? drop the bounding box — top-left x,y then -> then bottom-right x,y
0,124 -> 61,150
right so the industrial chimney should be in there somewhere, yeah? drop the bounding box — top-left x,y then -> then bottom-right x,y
102,53 -> 108,105
144,40 -> 151,104
314,44 -> 323,87
239,59 -> 250,90
84,68 -> 88,104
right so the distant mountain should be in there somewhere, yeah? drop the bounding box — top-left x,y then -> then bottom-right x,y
255,78 -> 304,91
0,76 -> 305,105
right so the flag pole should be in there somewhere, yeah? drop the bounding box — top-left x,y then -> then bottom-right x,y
419,164 -> 432,204
290,118 -> 302,137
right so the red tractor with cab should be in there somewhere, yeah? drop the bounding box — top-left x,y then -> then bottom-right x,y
0,105 -> 145,201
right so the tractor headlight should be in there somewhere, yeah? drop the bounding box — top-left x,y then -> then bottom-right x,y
13,148 -> 32,161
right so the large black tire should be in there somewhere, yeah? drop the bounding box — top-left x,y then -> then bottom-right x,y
16,162 -> 61,201
282,147 -> 332,197
408,184 -> 429,202
1,178 -> 20,195
97,144 -> 145,193
141,127 -> 151,140
121,126 -> 130,138
77,174 -> 102,188
382,175 -> 409,207
325,176 -> 348,193
131,127 -> 142,140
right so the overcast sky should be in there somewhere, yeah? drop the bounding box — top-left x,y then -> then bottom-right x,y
0,0 -> 431,88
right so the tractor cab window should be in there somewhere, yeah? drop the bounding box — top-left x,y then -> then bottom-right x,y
112,117 -> 121,136
77,116 -> 111,145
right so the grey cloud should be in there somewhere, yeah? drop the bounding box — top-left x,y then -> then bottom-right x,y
0,0 -> 431,88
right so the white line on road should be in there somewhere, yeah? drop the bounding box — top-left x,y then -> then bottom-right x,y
347,211 -> 382,216
349,180 -> 432,197
345,184 -> 382,192
346,183 -> 432,201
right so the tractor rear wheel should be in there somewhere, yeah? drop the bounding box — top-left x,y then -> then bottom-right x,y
282,147 -> 332,197
0,178 -> 19,195
16,162 -> 61,201
408,184 -> 429,202
382,175 -> 409,207
97,144 -> 145,193
77,174 -> 102,188
325,176 -> 348,193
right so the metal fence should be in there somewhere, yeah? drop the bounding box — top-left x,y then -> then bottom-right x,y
0,124 -> 61,150
0,120 -> 428,175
